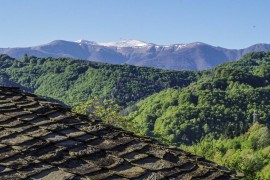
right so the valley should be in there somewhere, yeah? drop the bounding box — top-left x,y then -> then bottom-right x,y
1,51 -> 270,178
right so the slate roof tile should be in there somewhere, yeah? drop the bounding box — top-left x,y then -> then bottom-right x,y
0,86 -> 242,179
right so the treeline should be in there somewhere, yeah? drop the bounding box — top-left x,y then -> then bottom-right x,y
0,54 -> 198,106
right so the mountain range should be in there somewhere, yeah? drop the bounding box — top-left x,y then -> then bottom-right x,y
1,48 -> 270,178
1,39 -> 270,70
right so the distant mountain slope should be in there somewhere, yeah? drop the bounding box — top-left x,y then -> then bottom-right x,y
0,54 -> 197,106
1,40 -> 270,70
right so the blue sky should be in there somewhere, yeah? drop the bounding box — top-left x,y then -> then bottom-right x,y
0,0 -> 269,48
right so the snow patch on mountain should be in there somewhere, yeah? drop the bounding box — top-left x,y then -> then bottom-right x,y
99,39 -> 151,47
75,40 -> 97,46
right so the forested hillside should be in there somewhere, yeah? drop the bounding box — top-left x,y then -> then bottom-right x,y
181,123 -> 270,179
0,54 -> 197,106
122,52 -> 270,178
126,52 -> 270,145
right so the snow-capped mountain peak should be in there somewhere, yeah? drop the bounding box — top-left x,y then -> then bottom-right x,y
99,39 -> 151,47
75,40 -> 97,45
2,39 -> 270,71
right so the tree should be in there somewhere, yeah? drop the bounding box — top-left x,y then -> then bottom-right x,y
72,97 -> 131,128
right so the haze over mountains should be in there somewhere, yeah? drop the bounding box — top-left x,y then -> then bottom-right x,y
1,39 -> 270,70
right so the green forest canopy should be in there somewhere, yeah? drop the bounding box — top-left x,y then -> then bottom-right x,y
126,52 -> 270,145
182,122 -> 270,179
0,54 -> 198,107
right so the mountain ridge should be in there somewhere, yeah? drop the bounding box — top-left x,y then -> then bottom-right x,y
1,40 -> 270,70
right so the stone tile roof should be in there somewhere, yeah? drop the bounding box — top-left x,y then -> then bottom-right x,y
0,86 -> 241,180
